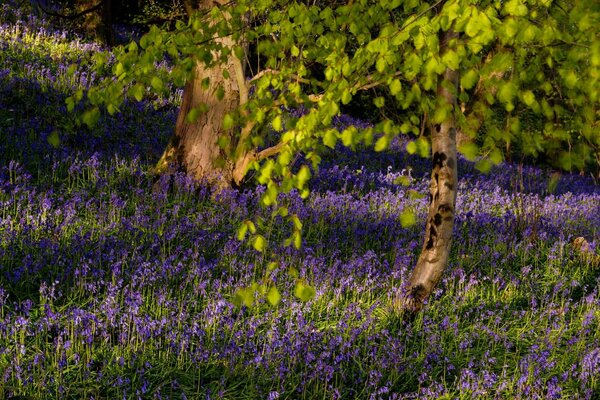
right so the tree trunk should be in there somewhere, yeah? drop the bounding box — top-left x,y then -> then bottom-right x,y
396,30 -> 459,316
155,1 -> 249,190
77,0 -> 114,45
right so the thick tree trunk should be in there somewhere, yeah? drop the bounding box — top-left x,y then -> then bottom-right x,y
396,30 -> 459,316
155,1 -> 249,190
156,60 -> 240,189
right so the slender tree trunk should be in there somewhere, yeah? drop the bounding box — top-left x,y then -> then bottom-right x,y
155,1 -> 250,190
396,30 -> 459,316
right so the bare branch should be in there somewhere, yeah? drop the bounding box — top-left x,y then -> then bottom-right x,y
38,0 -> 106,21
256,140 -> 289,160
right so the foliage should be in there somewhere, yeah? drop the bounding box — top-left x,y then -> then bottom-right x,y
78,0 -> 599,173
1,8 -> 600,397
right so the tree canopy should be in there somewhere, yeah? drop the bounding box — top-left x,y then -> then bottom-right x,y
71,0 -> 600,310
74,0 -> 599,182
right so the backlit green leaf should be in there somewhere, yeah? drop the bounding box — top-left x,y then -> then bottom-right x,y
458,142 -> 479,160
400,209 -> 416,227
82,107 -> 100,128
253,235 -> 266,252
130,84 -> 144,102
233,287 -> 254,307
151,76 -> 163,92
294,281 -> 316,301
267,286 -> 281,306
375,135 -> 389,152
272,115 -> 282,131
237,223 -> 248,241
186,108 -> 201,123
222,114 -> 234,129
461,70 -> 479,90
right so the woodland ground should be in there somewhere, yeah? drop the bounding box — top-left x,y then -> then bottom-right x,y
0,5 -> 599,399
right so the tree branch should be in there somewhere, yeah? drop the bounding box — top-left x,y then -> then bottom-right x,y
38,0 -> 106,21
256,140 -> 289,160
249,68 -> 311,85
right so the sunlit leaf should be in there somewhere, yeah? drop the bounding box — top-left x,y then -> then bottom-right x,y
294,281 -> 316,301
82,107 -> 100,128
233,287 -> 254,307
459,142 -> 480,161
237,223 -> 248,241
375,135 -> 389,152
253,235 -> 267,252
267,286 -> 281,306
400,208 -> 416,227
151,76 -> 163,92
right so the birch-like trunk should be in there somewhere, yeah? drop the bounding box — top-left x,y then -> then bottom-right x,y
396,30 -> 459,316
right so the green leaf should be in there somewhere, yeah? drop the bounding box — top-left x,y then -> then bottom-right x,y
237,223 -> 248,241
47,131 -> 60,148
82,107 -> 100,128
400,209 -> 416,228
407,189 -> 426,199
267,287 -> 281,306
65,97 -> 75,113
458,142 -> 479,160
288,267 -> 299,279
394,176 -> 411,186
442,50 -> 459,70
291,214 -> 303,230
233,287 -> 254,308
389,79 -> 402,96
115,62 -> 125,78
475,158 -> 492,173
416,137 -> 430,158
323,129 -> 337,148
216,85 -> 225,101
272,115 -> 283,131
222,114 -> 234,129
375,135 -> 389,152
130,84 -> 145,102
294,281 -> 316,302
505,0 -> 528,16
497,82 -> 517,104
186,108 -> 201,123
521,90 -> 535,106
461,69 -> 479,90
293,230 -> 302,249
107,104 -> 118,115
151,76 -> 163,92
465,11 -> 481,37
201,77 -> 210,90
253,235 -> 266,252
67,64 -> 77,77
341,89 -> 352,104
406,141 -> 417,154
376,58 -> 386,73
234,46 -> 245,60
296,165 -> 311,186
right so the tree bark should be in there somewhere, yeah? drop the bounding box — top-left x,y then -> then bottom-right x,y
396,30 -> 459,316
155,1 -> 249,190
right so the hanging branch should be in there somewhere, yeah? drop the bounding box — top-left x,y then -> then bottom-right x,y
37,0 -> 106,21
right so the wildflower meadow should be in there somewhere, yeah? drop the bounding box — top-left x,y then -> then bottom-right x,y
0,3 -> 599,399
